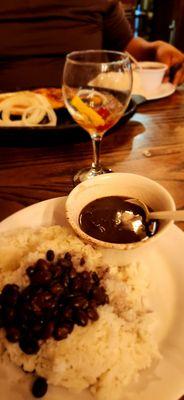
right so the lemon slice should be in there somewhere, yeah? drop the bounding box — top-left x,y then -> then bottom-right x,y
71,95 -> 105,127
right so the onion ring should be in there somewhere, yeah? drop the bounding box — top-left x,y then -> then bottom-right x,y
22,106 -> 57,126
0,119 -> 24,127
0,92 -> 57,127
77,89 -> 107,103
0,93 -> 41,110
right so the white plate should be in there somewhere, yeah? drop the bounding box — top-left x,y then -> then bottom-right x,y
133,82 -> 176,101
89,71 -> 175,102
0,197 -> 184,400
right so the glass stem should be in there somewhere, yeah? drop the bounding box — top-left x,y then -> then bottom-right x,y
91,137 -> 102,173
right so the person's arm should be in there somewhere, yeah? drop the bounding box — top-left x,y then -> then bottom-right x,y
126,37 -> 184,86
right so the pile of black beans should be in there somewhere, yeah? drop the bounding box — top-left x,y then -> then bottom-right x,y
0,250 -> 109,356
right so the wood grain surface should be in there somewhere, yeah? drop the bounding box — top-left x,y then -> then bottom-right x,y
0,87 -> 183,224
0,86 -> 184,399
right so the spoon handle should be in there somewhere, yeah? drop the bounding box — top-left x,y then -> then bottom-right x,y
126,52 -> 142,69
149,210 -> 184,221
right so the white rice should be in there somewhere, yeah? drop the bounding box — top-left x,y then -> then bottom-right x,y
0,225 -> 159,400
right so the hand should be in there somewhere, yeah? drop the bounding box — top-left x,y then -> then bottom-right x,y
155,41 -> 184,86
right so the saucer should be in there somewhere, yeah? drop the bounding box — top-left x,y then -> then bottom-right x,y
132,71 -> 176,101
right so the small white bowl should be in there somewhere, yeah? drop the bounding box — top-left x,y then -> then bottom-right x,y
65,173 -> 176,250
136,61 -> 168,93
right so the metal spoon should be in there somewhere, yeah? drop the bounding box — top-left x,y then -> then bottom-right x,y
126,198 -> 184,222
126,52 -> 142,70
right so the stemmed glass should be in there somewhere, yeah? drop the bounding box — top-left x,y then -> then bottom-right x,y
63,50 -> 132,184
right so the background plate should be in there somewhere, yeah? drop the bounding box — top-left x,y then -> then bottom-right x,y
0,99 -> 136,146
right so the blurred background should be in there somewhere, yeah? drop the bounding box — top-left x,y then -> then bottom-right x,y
122,0 -> 184,51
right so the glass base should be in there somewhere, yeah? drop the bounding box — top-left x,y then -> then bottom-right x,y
73,166 -> 112,186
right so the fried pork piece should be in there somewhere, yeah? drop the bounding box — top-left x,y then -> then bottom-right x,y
33,88 -> 65,109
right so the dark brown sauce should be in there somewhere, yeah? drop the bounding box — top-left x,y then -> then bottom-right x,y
142,66 -> 163,70
79,196 -> 158,244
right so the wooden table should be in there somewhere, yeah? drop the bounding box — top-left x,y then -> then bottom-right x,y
0,86 -> 183,226
0,86 -> 184,399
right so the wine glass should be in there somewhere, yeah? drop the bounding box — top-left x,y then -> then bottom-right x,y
63,50 -> 133,185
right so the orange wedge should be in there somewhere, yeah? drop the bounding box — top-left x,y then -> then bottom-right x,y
71,96 -> 105,127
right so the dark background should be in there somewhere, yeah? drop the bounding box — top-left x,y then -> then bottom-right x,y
122,0 -> 184,51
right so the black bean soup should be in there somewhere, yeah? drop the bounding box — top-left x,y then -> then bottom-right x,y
0,250 -> 109,397
79,196 -> 158,244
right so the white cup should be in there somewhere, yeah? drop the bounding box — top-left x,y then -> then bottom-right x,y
66,172 -> 175,250
136,61 -> 168,93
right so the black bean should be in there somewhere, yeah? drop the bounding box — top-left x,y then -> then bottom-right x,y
32,377 -> 48,398
3,306 -> 17,325
64,252 -> 72,261
70,276 -> 83,292
50,282 -> 65,297
57,297 -> 65,309
80,271 -> 90,280
65,321 -> 74,334
6,326 -> 20,343
19,336 -> 40,355
35,259 -> 49,270
31,300 -> 42,316
51,265 -> 62,279
1,284 -> 20,306
53,324 -> 72,340
62,306 -> 73,321
87,307 -> 99,321
61,272 -> 70,288
37,291 -> 53,308
31,291 -> 56,317
69,268 -> 77,279
30,268 -> 52,286
26,266 -> 35,279
44,298 -> 57,313
17,303 -> 33,324
88,299 -> 97,308
80,257 -> 85,266
75,310 -> 88,327
20,286 -> 33,303
71,296 -> 88,310
80,277 -> 93,295
92,286 -> 108,305
0,312 -> 3,328
20,322 -> 31,336
46,250 -> 55,262
92,272 -> 100,285
32,316 -> 46,337
58,258 -> 72,270
41,321 -> 55,340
